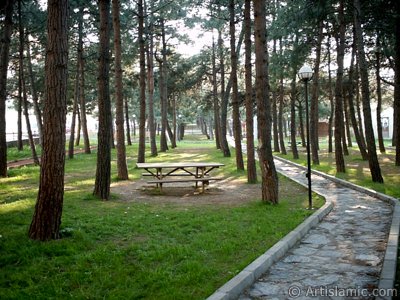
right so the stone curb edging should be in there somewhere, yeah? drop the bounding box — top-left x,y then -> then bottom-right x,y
206,159 -> 334,300
274,156 -> 400,300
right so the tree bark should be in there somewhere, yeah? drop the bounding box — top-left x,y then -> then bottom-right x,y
21,71 -> 39,165
334,0 -> 346,173
298,100 -> 306,148
0,0 -> 14,177
278,75 -> 287,155
310,20 -> 323,165
26,39 -> 43,146
137,0 -> 147,161
218,28 -> 231,157
348,39 -> 368,160
112,0 -> 128,180
212,35 -> 221,150
230,0 -> 244,170
395,0 -> 400,165
158,19 -> 169,153
17,86 -> 23,151
272,91 -> 279,152
244,0 -> 257,183
77,6 -> 90,154
355,65 -> 367,149
254,0 -> 278,204
28,0 -> 69,240
75,105 -> 81,146
375,38 -> 385,153
271,9 -> 279,154
68,53 -> 79,159
344,91 -> 352,149
354,0 -> 383,182
290,75 -> 299,159
124,97 -> 132,146
342,95 -> 352,155
170,96 -> 177,148
146,10 -> 157,156
93,0 -> 112,199
327,34 -> 334,153
18,0 -> 39,165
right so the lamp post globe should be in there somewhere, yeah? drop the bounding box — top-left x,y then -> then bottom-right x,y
298,65 -> 313,81
298,64 -> 314,210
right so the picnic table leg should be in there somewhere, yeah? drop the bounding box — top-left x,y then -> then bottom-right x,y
200,167 -> 206,193
156,168 -> 162,190
195,167 -> 199,188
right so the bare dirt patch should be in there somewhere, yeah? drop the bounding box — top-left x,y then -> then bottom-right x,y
111,176 -> 262,207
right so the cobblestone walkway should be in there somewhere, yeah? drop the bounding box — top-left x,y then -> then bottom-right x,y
239,158 -> 393,300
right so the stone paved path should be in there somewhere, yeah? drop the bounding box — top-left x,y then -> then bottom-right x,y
239,158 -> 393,300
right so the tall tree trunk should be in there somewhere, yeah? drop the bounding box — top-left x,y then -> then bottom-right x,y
355,66 -> 367,149
26,39 -> 43,146
310,20 -> 323,165
244,0 -> 257,183
0,0 -> 14,177
77,6 -> 90,154
298,100 -> 306,147
334,0 -> 346,173
354,0 -> 383,182
208,115 -> 214,140
254,0 -> 278,204
28,0 -> 69,240
68,54 -> 79,159
17,87 -> 23,150
22,75 -> 39,165
290,76 -> 299,159
18,1 -> 39,165
110,114 -> 115,149
75,105 -> 81,146
272,92 -> 279,152
348,38 -> 368,160
93,0 -> 112,199
124,97 -> 132,146
271,6 -> 279,154
395,0 -> 400,165
137,0 -> 147,161
146,11 -> 157,156
343,91 -> 352,148
327,34 -> 334,153
278,76 -> 287,155
171,95 -> 177,148
230,0 -> 244,170
218,28 -> 231,157
112,0 -> 128,180
212,35 -> 221,150
166,119 -> 174,146
341,98 -> 349,156
375,38 -> 385,153
158,19 -> 169,152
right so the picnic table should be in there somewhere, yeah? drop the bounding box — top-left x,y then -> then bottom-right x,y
136,162 -> 224,193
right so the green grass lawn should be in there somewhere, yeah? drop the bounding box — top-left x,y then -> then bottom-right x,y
275,141 -> 400,199
0,136 -> 323,299
6,146 -> 42,161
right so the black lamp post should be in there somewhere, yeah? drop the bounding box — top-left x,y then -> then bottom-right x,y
298,65 -> 314,210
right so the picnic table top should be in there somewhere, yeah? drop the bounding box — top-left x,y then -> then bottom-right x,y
136,162 -> 224,169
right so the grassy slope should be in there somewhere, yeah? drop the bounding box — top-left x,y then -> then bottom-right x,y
1,138 -> 323,299
275,144 -> 399,199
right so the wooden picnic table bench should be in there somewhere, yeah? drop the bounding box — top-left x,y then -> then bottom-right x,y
136,162 -> 224,193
